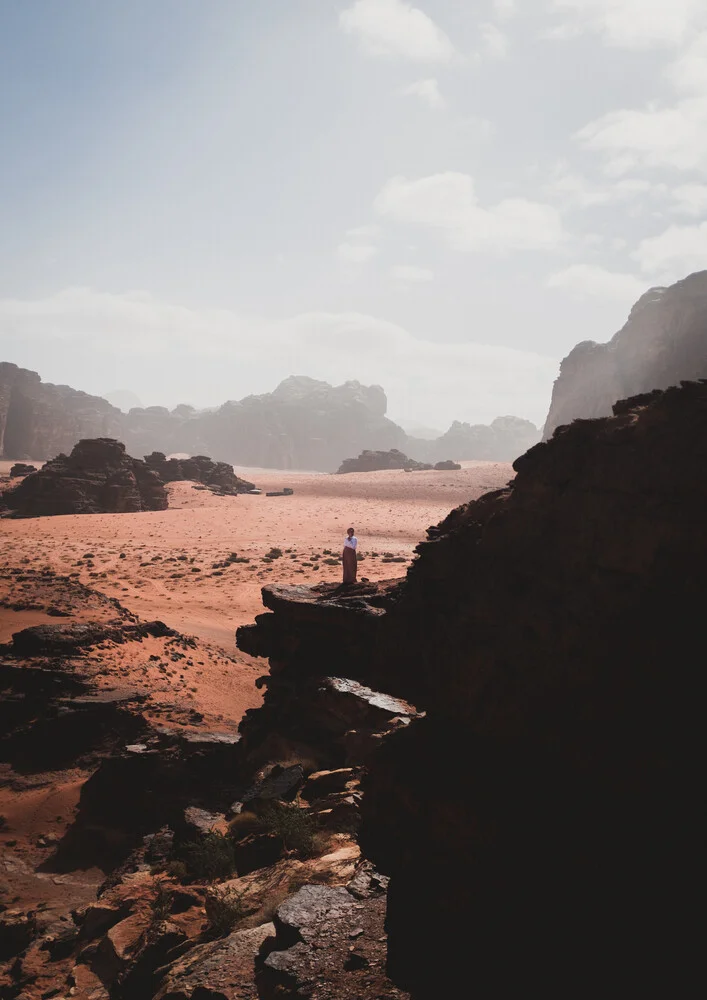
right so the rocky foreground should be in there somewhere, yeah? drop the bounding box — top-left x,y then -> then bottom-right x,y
1,381 -> 702,998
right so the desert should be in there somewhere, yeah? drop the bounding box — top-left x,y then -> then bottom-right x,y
3,6 -> 705,995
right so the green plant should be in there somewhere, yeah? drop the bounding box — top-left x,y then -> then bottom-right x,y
179,832 -> 236,881
266,547 -> 283,559
205,886 -> 246,937
259,802 -> 316,857
323,558 -> 339,566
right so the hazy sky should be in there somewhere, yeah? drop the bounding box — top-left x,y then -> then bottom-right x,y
2,0 -> 706,428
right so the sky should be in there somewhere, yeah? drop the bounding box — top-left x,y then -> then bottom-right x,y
1,0 -> 707,429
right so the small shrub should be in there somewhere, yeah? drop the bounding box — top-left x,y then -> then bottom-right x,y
266,548 -> 283,559
205,886 -> 245,937
0,815 -> 7,831
179,832 -> 236,881
259,802 -> 316,857
152,883 -> 172,921
323,558 -> 339,566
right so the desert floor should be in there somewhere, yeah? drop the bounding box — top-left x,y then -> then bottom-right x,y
0,461 -> 512,922
1,461 -> 512,726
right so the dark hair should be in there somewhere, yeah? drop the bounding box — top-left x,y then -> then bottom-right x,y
347,527 -> 355,533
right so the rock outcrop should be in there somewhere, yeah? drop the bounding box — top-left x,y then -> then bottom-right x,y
143,452 -> 255,495
8,462 -> 37,477
432,459 -> 461,471
337,449 -> 433,474
0,362 -> 123,460
544,270 -> 707,439
240,381 -> 705,998
3,438 -> 168,515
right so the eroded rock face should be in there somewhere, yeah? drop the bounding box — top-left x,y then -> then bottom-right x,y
241,382 -> 705,998
0,362 -> 123,460
2,438 -> 169,516
543,270 -> 707,439
8,462 -> 37,477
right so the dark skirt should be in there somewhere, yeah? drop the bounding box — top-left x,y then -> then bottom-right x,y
342,546 -> 357,583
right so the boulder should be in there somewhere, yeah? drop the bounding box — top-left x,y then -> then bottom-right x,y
432,459 -> 461,470
143,452 -> 255,495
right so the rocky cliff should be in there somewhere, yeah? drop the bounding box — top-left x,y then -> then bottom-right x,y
3,438 -> 169,515
1,365 -> 539,469
239,380 -> 705,997
544,270 -> 707,438
0,362 -> 123,460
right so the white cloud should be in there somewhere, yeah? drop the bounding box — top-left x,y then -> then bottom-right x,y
374,172 -> 566,253
390,263 -> 434,282
666,31 -> 707,94
0,287 -> 558,426
576,97 -> 707,173
346,224 -> 383,238
671,184 -> 707,216
544,166 -> 666,207
548,0 -> 707,49
632,222 -> 707,278
493,0 -> 516,20
398,77 -> 446,109
478,22 -> 509,59
547,263 -> 647,301
336,241 -> 379,264
339,0 -> 455,62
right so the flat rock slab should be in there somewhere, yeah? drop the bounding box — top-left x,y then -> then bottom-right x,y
260,884 -> 408,999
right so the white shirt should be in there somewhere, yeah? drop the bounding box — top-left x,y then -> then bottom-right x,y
344,536 -> 358,549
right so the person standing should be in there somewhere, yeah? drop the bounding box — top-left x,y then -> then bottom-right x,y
342,527 -> 358,584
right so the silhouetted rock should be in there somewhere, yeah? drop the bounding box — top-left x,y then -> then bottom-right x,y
337,449 -> 432,473
242,381 -> 705,999
433,460 -> 461,471
544,270 -> 707,439
9,462 -> 37,477
3,438 -> 168,515
143,452 -> 255,494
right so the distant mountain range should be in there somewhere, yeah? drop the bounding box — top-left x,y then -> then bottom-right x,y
0,367 -> 540,470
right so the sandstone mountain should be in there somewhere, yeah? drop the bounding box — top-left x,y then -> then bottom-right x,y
1,364 -> 539,469
239,380 -> 704,997
544,269 -> 707,439
0,362 -> 123,459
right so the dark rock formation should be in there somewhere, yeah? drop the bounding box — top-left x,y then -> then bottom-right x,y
543,271 -> 707,439
0,362 -> 123,460
337,449 -> 432,473
2,438 -> 168,516
143,452 -> 255,495
240,381 -> 705,998
8,462 -> 37,477
432,459 -> 461,471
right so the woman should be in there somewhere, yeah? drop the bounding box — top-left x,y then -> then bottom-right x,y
342,526 -> 358,584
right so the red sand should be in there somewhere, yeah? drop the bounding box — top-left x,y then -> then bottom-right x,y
1,462 -> 512,721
